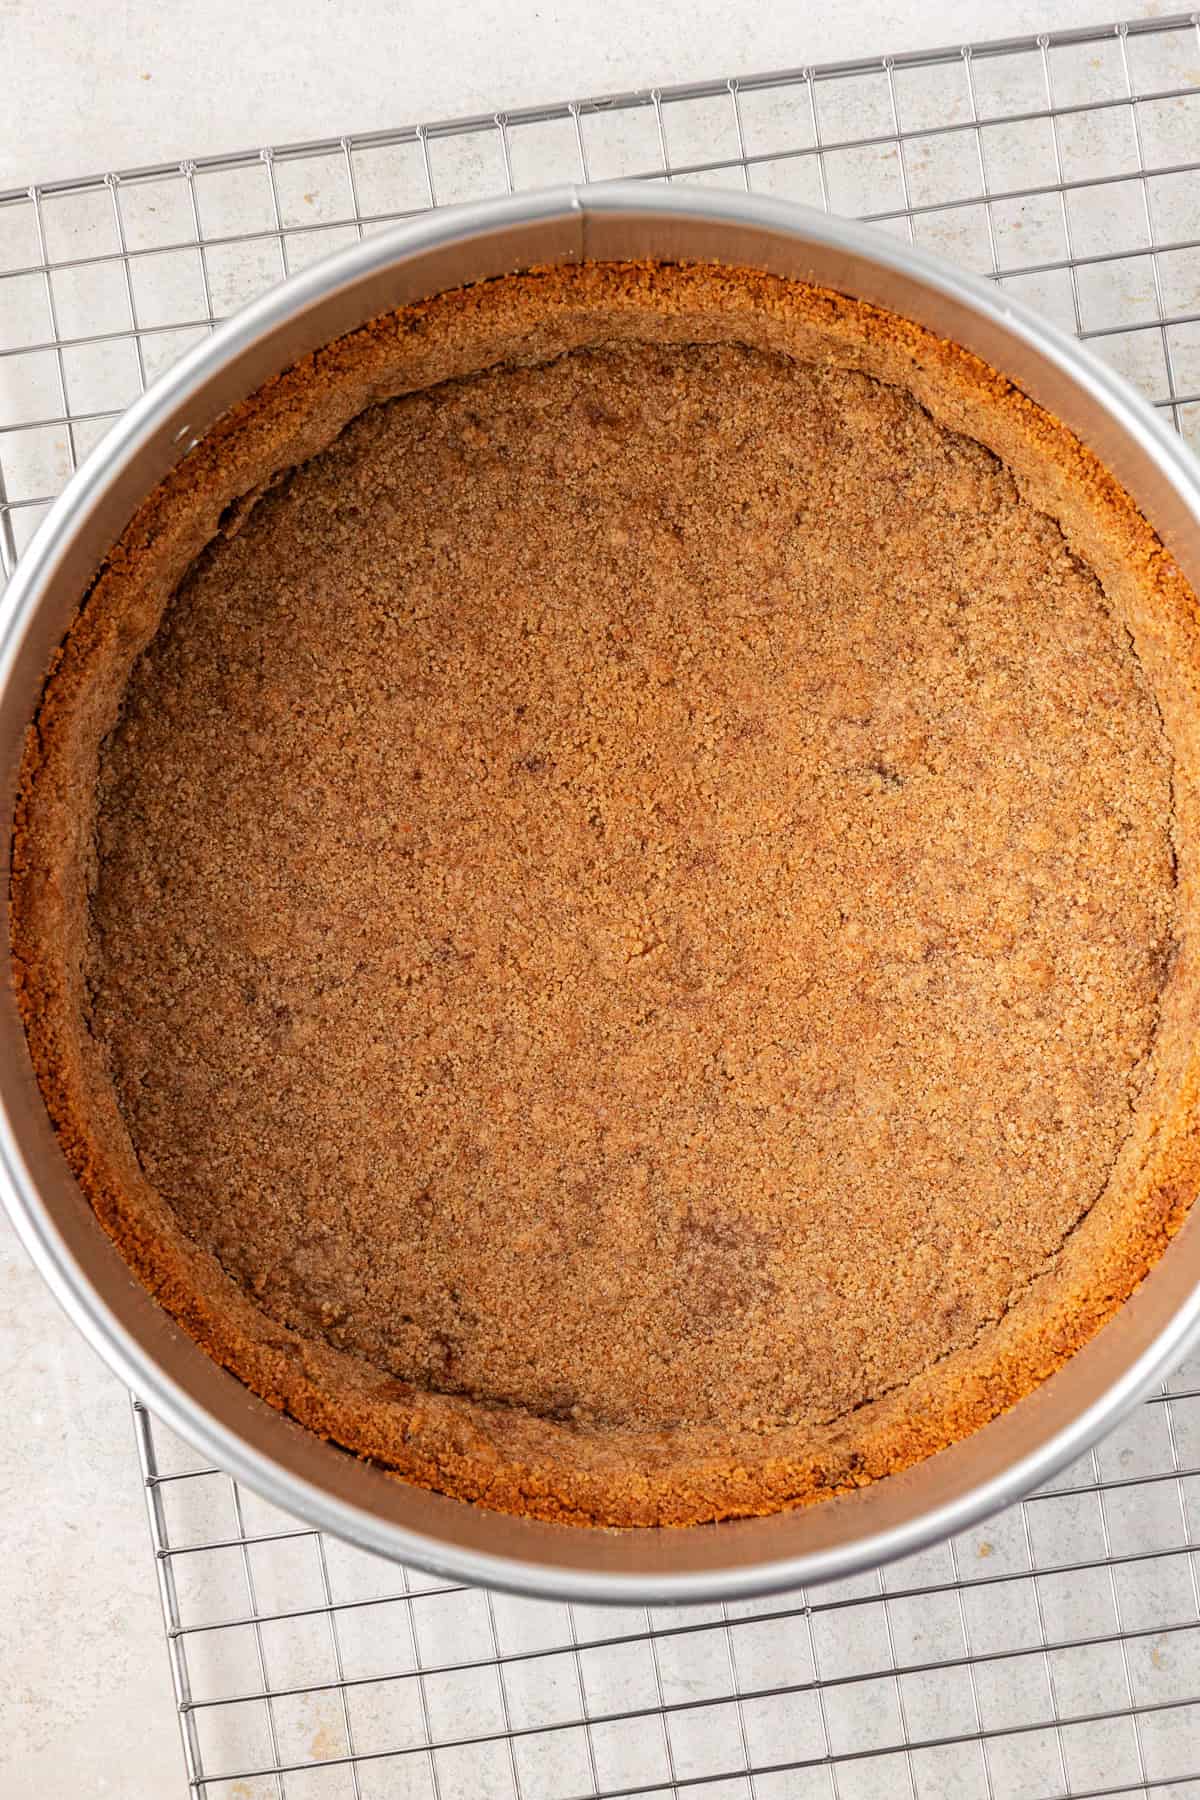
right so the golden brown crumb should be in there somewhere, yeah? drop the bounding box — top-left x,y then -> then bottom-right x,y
12,262 -> 1200,1527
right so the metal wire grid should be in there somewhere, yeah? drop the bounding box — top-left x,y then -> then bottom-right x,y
133,1365 -> 1200,1800
8,11 -> 1200,570
4,8 -> 1200,1797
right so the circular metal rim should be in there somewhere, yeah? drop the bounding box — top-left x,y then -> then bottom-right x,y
3,181 -> 1200,1602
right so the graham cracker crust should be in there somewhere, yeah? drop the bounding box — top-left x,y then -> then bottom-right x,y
12,261 -> 1200,1526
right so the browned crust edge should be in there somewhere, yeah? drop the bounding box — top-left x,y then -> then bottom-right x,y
11,259 -> 1200,1528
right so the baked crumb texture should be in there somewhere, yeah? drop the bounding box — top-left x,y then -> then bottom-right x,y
12,262 -> 1200,1527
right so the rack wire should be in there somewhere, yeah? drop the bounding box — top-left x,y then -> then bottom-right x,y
7,10 -> 1200,1796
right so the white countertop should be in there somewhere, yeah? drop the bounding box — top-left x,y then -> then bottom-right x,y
0,1 -> 1180,1793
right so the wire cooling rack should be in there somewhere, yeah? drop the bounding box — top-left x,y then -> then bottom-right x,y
7,10 -> 1200,1798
